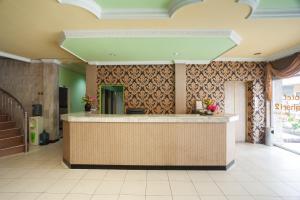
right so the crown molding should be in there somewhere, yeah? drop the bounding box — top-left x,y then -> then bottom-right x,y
89,60 -> 211,66
250,8 -> 300,19
238,0 -> 259,18
57,0 -> 202,19
0,51 -> 31,63
175,60 -> 211,64
168,0 -> 203,17
62,29 -> 240,41
57,0 -> 101,19
31,59 -> 62,65
41,59 -> 62,65
89,61 -> 173,66
238,0 -> 300,19
60,45 -> 88,63
215,57 -> 266,62
101,9 -> 169,19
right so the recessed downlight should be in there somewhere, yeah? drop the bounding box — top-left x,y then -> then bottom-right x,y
254,52 -> 262,56
173,52 -> 180,56
108,53 -> 116,57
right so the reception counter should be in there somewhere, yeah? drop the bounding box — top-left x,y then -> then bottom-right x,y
61,113 -> 239,170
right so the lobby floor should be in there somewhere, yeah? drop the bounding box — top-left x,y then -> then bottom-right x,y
0,142 -> 300,200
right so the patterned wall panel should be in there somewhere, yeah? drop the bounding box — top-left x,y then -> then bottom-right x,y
186,61 -> 266,143
97,65 -> 175,114
96,62 -> 266,143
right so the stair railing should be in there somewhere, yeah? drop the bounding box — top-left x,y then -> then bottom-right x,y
0,87 -> 28,152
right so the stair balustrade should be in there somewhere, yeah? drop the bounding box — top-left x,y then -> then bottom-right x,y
0,87 -> 28,153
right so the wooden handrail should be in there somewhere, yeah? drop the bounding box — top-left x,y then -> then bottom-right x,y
0,87 -> 28,152
0,87 -> 25,114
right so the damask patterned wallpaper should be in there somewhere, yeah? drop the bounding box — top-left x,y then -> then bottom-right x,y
97,65 -> 175,114
186,62 -> 266,143
96,62 -> 266,143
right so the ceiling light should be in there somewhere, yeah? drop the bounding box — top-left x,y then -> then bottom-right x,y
108,53 -> 116,57
254,52 -> 261,56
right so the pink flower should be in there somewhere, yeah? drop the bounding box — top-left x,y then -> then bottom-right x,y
207,104 -> 218,112
90,96 -> 97,101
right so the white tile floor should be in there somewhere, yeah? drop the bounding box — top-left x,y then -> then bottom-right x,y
0,142 -> 300,200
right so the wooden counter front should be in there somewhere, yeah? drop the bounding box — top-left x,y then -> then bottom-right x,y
63,117 -> 237,170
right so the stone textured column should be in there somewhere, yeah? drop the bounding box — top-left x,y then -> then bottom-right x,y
42,62 -> 59,140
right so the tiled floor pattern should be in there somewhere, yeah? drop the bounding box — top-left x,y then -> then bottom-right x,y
0,142 -> 300,200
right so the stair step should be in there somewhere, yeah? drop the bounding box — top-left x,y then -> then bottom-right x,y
0,115 -> 9,122
0,128 -> 20,135
0,135 -> 23,149
0,145 -> 25,157
0,121 -> 16,130
0,132 -> 21,139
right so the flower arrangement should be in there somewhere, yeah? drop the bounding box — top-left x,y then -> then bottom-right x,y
202,98 -> 219,115
81,95 -> 96,104
81,95 -> 96,112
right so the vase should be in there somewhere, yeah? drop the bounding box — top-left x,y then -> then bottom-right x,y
206,110 -> 214,115
85,103 -> 92,112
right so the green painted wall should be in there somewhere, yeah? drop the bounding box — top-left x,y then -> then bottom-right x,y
59,66 -> 86,113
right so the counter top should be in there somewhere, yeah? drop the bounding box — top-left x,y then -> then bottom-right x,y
61,112 -> 239,123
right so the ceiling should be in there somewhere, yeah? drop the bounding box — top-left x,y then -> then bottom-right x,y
58,0 -> 203,19
61,30 -> 240,64
0,0 -> 300,65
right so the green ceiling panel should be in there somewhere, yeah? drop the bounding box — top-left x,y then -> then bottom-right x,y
58,0 -> 203,19
259,0 -> 300,9
96,0 -> 172,9
239,0 -> 300,18
61,31 -> 239,63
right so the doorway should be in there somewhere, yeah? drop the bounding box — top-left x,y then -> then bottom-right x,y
225,81 -> 247,143
272,76 -> 300,154
99,85 -> 125,114
59,86 -> 69,137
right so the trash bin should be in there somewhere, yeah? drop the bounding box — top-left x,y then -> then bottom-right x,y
265,127 -> 274,146
39,130 -> 49,145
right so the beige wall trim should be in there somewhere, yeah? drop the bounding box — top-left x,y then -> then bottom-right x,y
175,63 -> 187,114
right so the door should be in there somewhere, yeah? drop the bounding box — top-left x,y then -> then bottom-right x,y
59,87 -> 68,132
225,81 -> 247,142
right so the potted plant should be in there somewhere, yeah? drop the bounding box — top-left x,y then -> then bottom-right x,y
81,95 -> 96,112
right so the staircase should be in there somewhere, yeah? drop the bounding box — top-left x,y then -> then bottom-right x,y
0,88 -> 28,157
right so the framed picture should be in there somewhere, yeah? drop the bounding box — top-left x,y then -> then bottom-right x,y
196,100 -> 203,110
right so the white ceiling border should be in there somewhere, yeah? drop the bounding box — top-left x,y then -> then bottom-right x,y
89,60 -> 211,66
57,0 -> 102,19
57,0 -> 203,19
89,61 -> 173,66
237,0 -> 300,19
250,8 -> 300,19
62,29 -> 241,40
168,0 -> 203,17
238,0 -> 260,15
